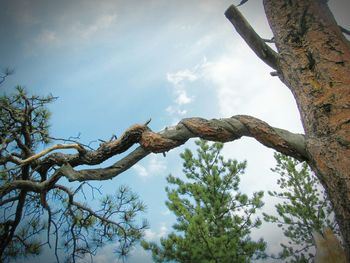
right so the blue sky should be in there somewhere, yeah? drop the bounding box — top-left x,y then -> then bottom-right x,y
1,0 -> 350,262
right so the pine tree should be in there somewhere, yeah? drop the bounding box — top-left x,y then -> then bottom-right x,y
264,153 -> 338,262
142,139 -> 266,262
0,87 -> 148,262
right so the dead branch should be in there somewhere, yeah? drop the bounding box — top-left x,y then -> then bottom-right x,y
14,144 -> 86,165
57,115 -> 307,182
225,5 -> 279,70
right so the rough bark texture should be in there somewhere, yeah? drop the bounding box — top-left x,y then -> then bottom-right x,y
1,116 -> 306,186
263,0 -> 350,258
2,1 -> 350,260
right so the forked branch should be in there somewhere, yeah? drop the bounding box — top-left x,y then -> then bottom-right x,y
57,115 -> 308,182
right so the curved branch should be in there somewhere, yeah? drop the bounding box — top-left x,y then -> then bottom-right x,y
2,116 -> 307,189
63,147 -> 149,182
225,5 -> 279,70
0,166 -> 64,198
36,123 -> 149,174
13,143 -> 85,165
59,115 -> 308,182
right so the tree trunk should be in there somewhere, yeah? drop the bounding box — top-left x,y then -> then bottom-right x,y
3,0 -> 349,260
263,0 -> 350,257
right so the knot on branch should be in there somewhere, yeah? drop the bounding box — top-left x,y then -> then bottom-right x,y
110,124 -> 148,147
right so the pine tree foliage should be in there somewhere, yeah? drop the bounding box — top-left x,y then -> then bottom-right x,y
263,153 -> 337,263
142,140 -> 266,263
0,88 -> 148,262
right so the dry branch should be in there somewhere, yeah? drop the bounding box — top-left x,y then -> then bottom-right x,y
56,116 -> 307,182
15,144 -> 85,165
225,5 -> 279,70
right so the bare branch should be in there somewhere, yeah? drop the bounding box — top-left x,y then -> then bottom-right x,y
0,166 -> 64,198
36,123 -> 149,174
59,115 -> 308,182
225,5 -> 279,70
63,147 -> 148,182
14,143 -> 86,165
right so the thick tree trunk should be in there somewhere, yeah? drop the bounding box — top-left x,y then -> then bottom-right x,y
263,0 -> 350,258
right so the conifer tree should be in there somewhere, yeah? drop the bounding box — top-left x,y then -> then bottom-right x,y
142,140 -> 266,262
0,88 -> 148,262
264,153 -> 337,263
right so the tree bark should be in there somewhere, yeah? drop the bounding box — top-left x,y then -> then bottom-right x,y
2,0 -> 349,260
262,0 -> 350,258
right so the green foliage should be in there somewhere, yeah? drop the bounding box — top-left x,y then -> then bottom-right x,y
0,88 -> 148,262
142,140 -> 266,262
0,86 -> 54,148
263,153 -> 336,263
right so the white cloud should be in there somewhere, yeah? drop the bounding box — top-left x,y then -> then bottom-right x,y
158,225 -> 168,238
144,229 -> 157,241
175,90 -> 192,105
166,106 -> 187,116
133,164 -> 149,177
165,58 -> 209,119
144,224 -> 168,241
74,13 -> 118,40
133,155 -> 167,178
167,70 -> 196,107
167,69 -> 198,85
148,155 -> 167,175
161,209 -> 171,216
33,13 -> 118,48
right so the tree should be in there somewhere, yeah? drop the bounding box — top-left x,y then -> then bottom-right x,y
264,153 -> 337,262
1,0 -> 350,260
142,140 -> 266,262
0,87 -> 148,262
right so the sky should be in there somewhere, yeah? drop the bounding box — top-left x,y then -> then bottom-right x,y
1,0 -> 350,262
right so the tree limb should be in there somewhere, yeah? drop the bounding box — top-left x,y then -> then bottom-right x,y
224,5 -> 279,70
58,115 -> 308,182
0,166 -> 64,197
13,143 -> 86,165
3,116 -> 307,187
35,123 -> 150,174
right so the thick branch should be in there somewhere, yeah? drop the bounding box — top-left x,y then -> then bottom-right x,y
224,5 -> 279,70
59,116 -> 308,182
63,147 -> 149,182
36,123 -> 149,174
2,116 -> 307,187
0,166 -> 65,198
